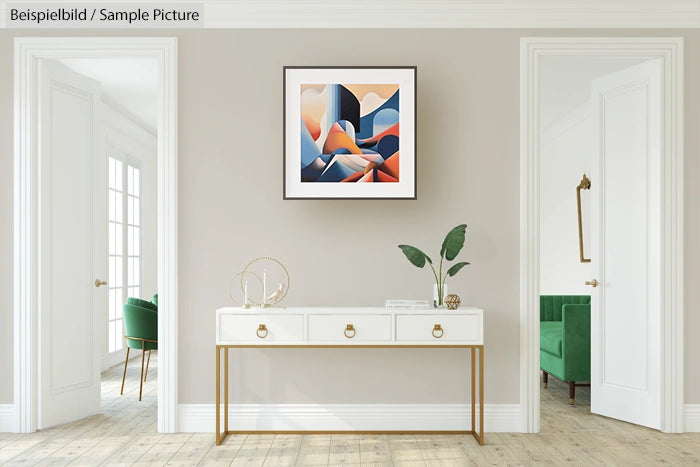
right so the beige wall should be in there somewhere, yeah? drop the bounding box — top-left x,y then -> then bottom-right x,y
684,29 -> 700,406
0,29 -> 698,408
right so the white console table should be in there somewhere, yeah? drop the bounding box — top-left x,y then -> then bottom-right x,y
215,307 -> 484,445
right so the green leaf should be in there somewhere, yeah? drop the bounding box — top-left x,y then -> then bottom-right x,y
398,244 -> 433,268
447,261 -> 470,277
440,224 -> 467,260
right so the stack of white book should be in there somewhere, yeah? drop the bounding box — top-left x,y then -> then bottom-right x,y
385,299 -> 431,309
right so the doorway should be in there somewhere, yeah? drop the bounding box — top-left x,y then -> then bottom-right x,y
13,37 -> 178,433
519,37 -> 684,433
539,56 -> 661,428
54,56 -> 160,414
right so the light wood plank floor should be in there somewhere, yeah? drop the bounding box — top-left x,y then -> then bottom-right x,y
1,358 -> 699,466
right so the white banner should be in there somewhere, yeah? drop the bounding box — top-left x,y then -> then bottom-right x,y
7,3 -> 203,28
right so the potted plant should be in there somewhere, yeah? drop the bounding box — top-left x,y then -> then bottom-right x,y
398,224 -> 470,307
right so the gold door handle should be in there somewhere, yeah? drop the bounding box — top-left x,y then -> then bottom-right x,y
94,279 -> 107,288
585,279 -> 599,287
344,324 -> 355,339
432,324 -> 444,339
256,324 -> 268,338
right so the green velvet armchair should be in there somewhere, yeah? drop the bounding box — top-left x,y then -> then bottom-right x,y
540,295 -> 591,404
121,300 -> 158,401
126,296 -> 157,312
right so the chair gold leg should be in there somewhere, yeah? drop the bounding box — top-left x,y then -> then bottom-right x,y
144,350 -> 151,382
139,341 -> 146,401
120,347 -> 130,395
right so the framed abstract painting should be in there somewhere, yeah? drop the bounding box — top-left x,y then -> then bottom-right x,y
283,66 -> 417,199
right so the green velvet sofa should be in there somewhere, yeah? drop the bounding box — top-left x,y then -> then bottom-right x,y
540,295 -> 591,404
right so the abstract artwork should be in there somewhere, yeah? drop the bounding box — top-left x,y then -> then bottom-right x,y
284,67 -> 416,199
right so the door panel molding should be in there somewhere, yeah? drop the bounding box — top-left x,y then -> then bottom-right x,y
520,37 -> 684,433
590,60 -> 661,428
41,63 -> 100,422
13,37 -> 178,433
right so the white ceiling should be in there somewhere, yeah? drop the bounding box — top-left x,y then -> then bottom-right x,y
538,57 -> 649,130
58,58 -> 158,133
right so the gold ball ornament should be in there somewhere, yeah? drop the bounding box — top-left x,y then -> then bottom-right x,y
444,294 -> 461,310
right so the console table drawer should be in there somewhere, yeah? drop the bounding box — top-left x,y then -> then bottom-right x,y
396,314 -> 482,343
308,314 -> 391,342
218,314 -> 304,343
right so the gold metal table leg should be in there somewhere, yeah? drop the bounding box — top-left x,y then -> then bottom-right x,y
216,345 -> 221,445
478,346 -> 485,445
468,346 -> 485,445
214,344 -> 484,445
224,347 -> 229,434
471,347 -> 476,439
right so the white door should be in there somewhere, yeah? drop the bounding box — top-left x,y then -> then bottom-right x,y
589,59 -> 662,429
38,60 -> 106,428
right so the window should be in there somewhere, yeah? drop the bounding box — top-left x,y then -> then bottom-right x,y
108,153 -> 141,353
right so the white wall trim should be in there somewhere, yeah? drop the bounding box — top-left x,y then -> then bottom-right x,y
13,37 -> 178,433
178,404 -> 521,433
685,405 -> 700,432
101,96 -> 157,138
101,101 -> 158,155
101,348 -> 127,373
0,404 -> 18,432
520,37 -> 684,433
2,1 -> 697,28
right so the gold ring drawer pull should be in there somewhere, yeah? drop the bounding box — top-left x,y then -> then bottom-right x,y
344,324 -> 356,339
256,324 -> 268,339
432,324 -> 444,339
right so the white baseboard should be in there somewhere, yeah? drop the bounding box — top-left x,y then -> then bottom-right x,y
685,405 -> 700,432
0,404 -> 17,432
4,402 -> 694,433
178,403 -> 521,433
101,348 -> 128,372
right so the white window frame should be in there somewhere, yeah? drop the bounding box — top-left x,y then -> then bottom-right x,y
107,150 -> 143,355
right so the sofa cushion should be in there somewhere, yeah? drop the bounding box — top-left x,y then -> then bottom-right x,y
540,295 -> 591,321
540,321 -> 563,357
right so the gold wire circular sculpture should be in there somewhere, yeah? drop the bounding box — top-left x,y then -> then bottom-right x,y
240,257 -> 290,307
444,294 -> 461,310
228,270 -> 263,307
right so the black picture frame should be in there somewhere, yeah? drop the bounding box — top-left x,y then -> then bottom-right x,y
283,66 -> 417,200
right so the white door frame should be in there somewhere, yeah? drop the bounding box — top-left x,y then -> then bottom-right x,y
13,37 -> 178,433
520,37 -> 684,433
